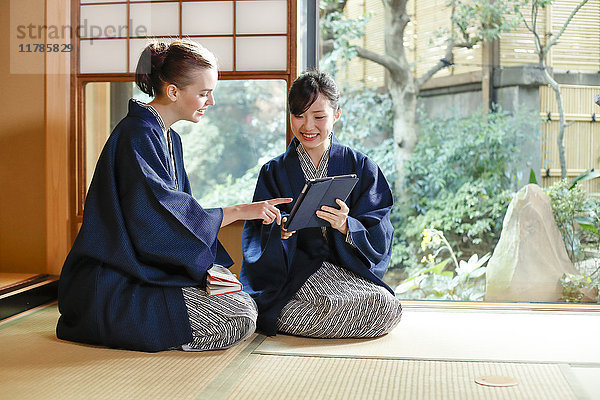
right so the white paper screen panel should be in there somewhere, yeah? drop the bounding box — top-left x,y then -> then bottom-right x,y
128,38 -> 174,73
80,4 -> 127,39
78,0 -> 289,73
195,37 -> 235,71
236,0 -> 287,34
128,37 -> 235,72
130,38 -> 149,74
236,36 -> 287,71
80,39 -> 127,73
80,0 -> 123,3
130,3 -> 179,37
182,2 -> 234,35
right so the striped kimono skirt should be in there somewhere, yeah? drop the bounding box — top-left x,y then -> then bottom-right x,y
275,141 -> 403,338
181,271 -> 258,351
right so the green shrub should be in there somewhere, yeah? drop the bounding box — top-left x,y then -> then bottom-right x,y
545,173 -> 600,303
391,106 -> 536,271
545,179 -> 589,262
545,176 -> 600,262
395,229 -> 490,300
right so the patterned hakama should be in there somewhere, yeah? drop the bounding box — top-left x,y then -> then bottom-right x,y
181,285 -> 257,351
277,262 -> 402,338
276,139 -> 402,338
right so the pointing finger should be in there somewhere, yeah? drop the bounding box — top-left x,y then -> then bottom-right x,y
267,197 -> 294,205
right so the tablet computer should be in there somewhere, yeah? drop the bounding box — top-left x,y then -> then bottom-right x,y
284,174 -> 359,232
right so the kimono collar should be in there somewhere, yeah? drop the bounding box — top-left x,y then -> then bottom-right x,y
282,133 -> 347,197
129,99 -> 168,135
326,134 -> 346,176
283,132 -> 348,178
295,133 -> 332,178
127,99 -> 165,133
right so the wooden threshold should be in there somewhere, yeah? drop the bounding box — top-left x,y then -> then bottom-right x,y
401,299 -> 600,312
0,274 -> 59,320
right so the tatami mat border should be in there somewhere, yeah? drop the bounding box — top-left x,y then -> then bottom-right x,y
196,334 -> 266,400
253,349 -> 600,368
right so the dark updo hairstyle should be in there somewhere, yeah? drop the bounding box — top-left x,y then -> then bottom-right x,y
135,39 -> 218,97
288,70 -> 340,116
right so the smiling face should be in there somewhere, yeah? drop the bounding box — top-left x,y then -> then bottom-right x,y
290,93 -> 341,156
174,67 -> 218,123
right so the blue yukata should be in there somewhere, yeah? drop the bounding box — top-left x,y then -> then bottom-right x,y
56,100 -> 254,352
241,136 -> 402,337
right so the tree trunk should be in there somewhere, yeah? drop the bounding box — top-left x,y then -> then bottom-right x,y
389,79 -> 419,192
527,0 -> 591,181
543,68 -> 568,179
352,0 -> 454,192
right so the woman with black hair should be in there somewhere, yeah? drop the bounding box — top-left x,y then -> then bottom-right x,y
241,70 -> 402,338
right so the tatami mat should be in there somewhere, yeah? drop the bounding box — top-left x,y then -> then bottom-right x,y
0,304 -> 593,400
222,355 -> 579,400
256,308 -> 600,365
0,304 -> 257,400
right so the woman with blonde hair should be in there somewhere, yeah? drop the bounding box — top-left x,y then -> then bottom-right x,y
57,39 -> 290,352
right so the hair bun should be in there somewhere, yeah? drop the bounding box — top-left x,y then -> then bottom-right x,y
135,40 -> 170,97
148,41 -> 169,71
135,39 -> 218,98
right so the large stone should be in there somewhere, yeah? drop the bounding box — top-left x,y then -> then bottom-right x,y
486,184 -> 577,302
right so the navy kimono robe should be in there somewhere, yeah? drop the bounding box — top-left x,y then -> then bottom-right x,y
240,136 -> 394,335
57,100 -> 232,352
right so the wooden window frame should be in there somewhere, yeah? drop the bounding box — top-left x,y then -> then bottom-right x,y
67,0 -> 298,239
45,1 -> 599,311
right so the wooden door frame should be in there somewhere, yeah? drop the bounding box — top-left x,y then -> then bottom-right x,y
45,0 -> 71,275
45,0 -> 298,273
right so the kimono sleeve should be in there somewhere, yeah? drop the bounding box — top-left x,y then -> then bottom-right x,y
114,127 -> 226,283
330,156 -> 394,282
241,163 -> 293,293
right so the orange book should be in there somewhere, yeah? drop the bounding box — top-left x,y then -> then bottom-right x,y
206,265 -> 242,296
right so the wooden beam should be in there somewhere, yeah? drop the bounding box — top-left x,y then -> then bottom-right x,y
45,0 -> 71,275
481,38 -> 498,112
420,71 -> 482,91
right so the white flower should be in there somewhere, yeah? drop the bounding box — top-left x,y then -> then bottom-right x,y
456,253 -> 491,277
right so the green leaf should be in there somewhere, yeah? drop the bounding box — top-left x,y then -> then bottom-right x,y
569,169 -> 600,189
431,258 -> 452,275
395,277 -> 420,294
401,258 -> 452,285
528,168 -> 538,185
574,216 -> 599,236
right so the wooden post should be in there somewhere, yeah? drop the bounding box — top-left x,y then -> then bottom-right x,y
45,0 -> 72,274
481,38 -> 498,113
